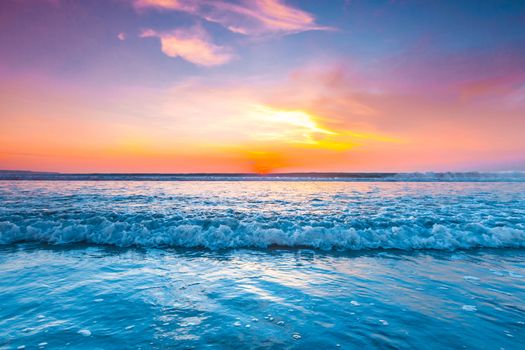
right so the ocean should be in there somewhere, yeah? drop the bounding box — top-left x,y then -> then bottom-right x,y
1,178 -> 525,349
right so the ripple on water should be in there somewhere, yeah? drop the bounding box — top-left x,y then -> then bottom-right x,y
1,182 -> 525,349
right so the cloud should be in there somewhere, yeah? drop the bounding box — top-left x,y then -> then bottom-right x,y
140,26 -> 234,66
134,0 -> 332,35
135,1 -> 331,66
134,0 -> 196,11
458,73 -> 525,102
118,67 -> 396,157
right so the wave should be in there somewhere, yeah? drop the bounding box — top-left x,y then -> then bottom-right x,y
1,171 -> 525,182
1,215 -> 524,251
389,172 -> 525,182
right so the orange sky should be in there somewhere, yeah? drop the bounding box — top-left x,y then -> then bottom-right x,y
1,0 -> 525,173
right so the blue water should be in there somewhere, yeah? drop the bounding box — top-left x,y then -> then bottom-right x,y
1,181 -> 525,349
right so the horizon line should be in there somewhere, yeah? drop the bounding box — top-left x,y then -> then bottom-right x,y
1,169 -> 524,176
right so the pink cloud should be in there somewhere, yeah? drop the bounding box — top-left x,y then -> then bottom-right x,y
390,42 -> 525,111
134,0 -> 332,35
134,0 -> 196,11
458,73 -> 525,102
140,26 -> 234,66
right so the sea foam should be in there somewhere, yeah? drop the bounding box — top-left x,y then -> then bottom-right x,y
1,181 -> 524,251
1,215 -> 524,250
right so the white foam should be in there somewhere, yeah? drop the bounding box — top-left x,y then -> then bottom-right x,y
78,329 -> 91,336
462,305 -> 477,312
2,181 -> 525,252
1,215 -> 524,251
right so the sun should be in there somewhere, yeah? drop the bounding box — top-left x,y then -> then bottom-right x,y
246,105 -> 337,145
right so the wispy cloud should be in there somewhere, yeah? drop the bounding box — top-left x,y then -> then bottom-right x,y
458,73 -> 525,102
134,0 -> 332,35
140,26 -> 234,66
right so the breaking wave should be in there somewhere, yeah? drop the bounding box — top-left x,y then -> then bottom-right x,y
1,215 -> 524,250
2,180 -> 524,251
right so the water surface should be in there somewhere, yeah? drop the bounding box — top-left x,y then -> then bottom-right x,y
1,181 -> 525,349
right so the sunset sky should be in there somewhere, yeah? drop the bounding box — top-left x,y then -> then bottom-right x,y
1,0 -> 525,173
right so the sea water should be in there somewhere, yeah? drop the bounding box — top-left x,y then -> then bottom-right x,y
1,180 -> 524,349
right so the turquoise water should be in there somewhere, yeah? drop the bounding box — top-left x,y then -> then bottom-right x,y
1,181 -> 525,349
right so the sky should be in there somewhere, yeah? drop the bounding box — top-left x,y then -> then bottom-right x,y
1,0 -> 525,173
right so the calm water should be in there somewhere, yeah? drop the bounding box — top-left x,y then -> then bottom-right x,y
1,181 -> 525,349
